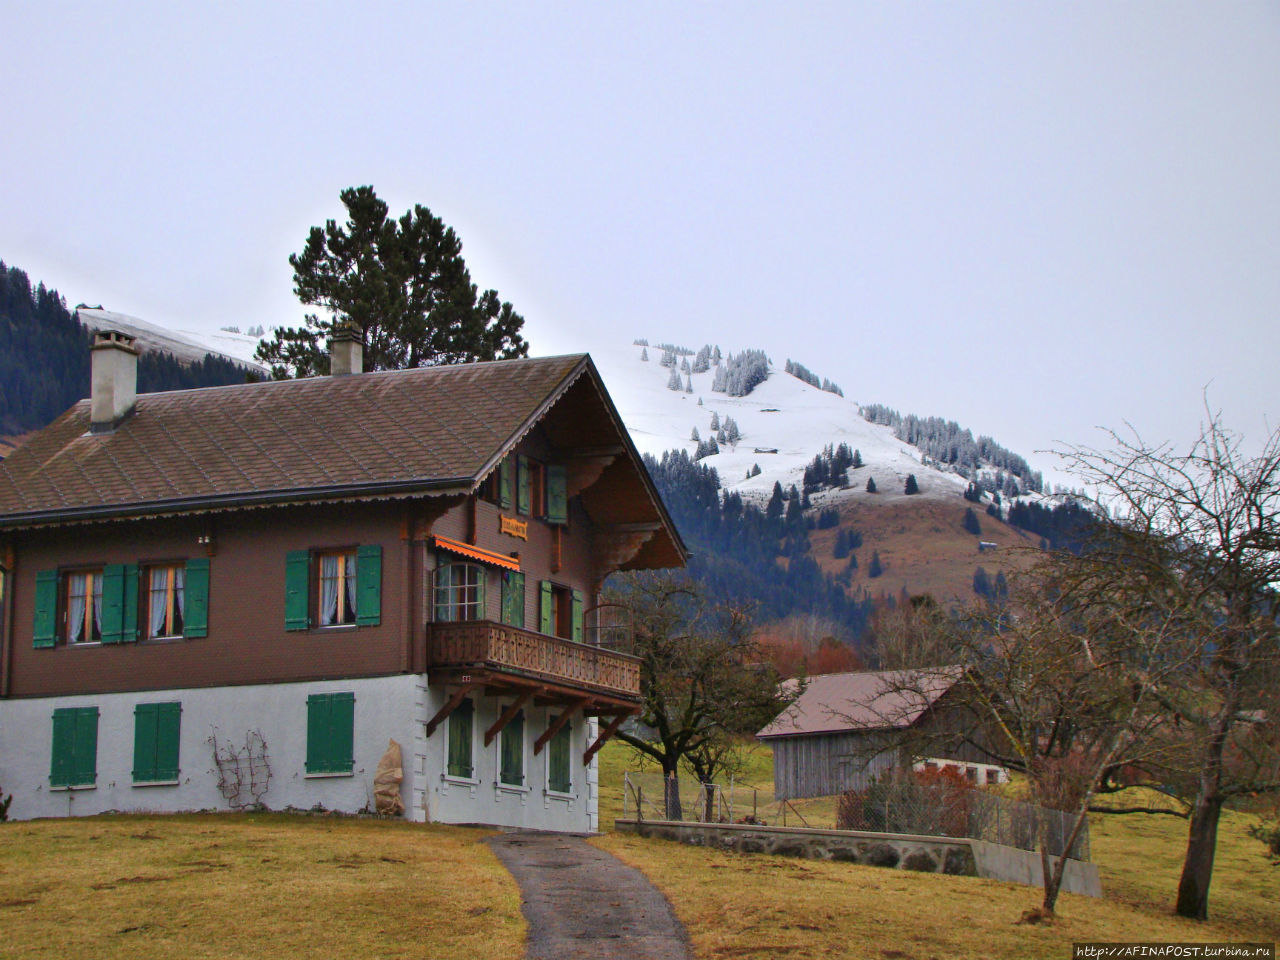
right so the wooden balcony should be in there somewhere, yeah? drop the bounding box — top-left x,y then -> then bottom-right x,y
426,620 -> 641,701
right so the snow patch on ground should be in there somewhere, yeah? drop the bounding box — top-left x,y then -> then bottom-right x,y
77,308 -> 267,373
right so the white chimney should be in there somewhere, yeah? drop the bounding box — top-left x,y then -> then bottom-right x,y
329,322 -> 364,376
90,330 -> 139,433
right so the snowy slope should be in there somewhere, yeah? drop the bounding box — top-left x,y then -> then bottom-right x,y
77,308 -> 267,373
592,343 -> 970,506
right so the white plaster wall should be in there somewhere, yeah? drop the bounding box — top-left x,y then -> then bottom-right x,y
0,675 -> 419,821
419,686 -> 600,833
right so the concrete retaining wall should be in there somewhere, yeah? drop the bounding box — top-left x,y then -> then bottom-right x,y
615,819 -> 1100,897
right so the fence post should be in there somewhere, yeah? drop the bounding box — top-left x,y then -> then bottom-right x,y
637,786 -> 643,824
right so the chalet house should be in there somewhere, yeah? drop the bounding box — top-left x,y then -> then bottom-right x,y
0,329 -> 684,831
757,668 -> 1008,800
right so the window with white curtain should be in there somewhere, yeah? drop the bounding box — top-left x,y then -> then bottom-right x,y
64,570 -> 103,644
147,564 -> 185,638
317,550 -> 357,626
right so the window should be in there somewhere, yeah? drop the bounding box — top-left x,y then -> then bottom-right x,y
447,698 -> 474,779
538,581 -> 584,641
317,550 -> 356,626
51,706 -> 98,788
65,569 -> 103,644
306,692 -> 355,775
516,455 -> 567,524
133,702 -> 182,783
34,560 -> 209,648
547,715 -> 572,794
500,571 -> 525,627
499,710 -> 525,787
435,563 -> 485,622
986,768 -> 1000,785
147,565 -> 185,638
284,546 -> 381,631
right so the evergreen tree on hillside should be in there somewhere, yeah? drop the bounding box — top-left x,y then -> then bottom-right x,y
667,366 -> 683,391
852,448 -> 863,469
866,477 -> 877,493
904,474 -> 920,495
690,427 -> 700,442
766,482 -> 785,521
640,347 -> 649,361
709,411 -> 719,431
868,551 -> 883,578
962,507 -> 982,536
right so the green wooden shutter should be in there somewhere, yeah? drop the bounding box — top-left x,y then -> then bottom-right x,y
498,456 -> 513,509
517,455 -> 531,514
132,703 -> 159,781
355,545 -> 381,626
122,563 -> 139,642
183,558 -> 209,638
539,581 -> 553,634
305,694 -> 329,773
549,719 -> 571,793
51,708 -> 77,785
136,702 -> 182,782
500,711 -> 524,786
33,569 -> 58,648
474,567 -> 486,620
74,708 -> 99,786
501,572 -> 525,628
447,697 -> 474,778
285,550 -> 310,631
307,693 -> 354,774
154,702 -> 182,780
546,465 -> 568,524
571,589 -> 584,643
433,564 -> 450,622
100,563 -> 126,644
52,707 -> 98,787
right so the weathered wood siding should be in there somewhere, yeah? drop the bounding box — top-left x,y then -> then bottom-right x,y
771,731 -> 899,800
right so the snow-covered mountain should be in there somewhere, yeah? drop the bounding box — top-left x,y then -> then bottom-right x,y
76,308 -> 267,374
592,342 -> 972,506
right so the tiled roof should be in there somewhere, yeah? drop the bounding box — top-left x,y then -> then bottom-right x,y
756,667 -> 962,739
0,354 -> 587,523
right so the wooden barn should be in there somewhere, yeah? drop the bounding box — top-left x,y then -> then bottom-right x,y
757,667 -> 1008,800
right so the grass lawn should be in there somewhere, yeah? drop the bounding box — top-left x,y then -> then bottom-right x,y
594,740 -> 1280,959
0,813 -> 523,960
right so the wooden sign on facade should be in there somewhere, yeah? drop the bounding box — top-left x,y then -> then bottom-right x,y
500,515 -> 529,540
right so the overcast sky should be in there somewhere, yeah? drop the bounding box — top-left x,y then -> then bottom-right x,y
2,2 -> 1277,474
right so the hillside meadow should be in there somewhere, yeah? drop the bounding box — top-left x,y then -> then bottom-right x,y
0,741 -> 1274,959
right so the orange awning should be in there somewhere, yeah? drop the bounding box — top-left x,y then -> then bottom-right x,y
432,535 -> 521,571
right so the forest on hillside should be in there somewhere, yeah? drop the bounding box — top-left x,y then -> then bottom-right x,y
0,261 -> 255,435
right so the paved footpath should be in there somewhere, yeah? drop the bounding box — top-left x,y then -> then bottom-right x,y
486,831 -> 693,960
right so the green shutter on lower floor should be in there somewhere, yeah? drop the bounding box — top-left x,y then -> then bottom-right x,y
571,589 -> 584,643
33,570 -> 57,648
546,465 -> 567,524
539,581 -> 553,635
134,702 -> 182,782
100,563 -> 126,644
285,550 -> 310,630
548,718 -> 571,793
183,559 -> 209,638
306,692 -> 354,774
355,545 -> 381,626
52,706 -> 98,787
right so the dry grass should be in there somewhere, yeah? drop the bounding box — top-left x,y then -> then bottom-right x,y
0,813 -> 524,960
595,741 -> 1280,958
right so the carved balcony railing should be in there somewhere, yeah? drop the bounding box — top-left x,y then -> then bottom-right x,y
426,620 -> 641,700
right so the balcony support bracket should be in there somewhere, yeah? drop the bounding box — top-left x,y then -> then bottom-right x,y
534,697 -> 591,755
583,710 -> 635,766
425,681 -> 484,738
484,688 -> 539,746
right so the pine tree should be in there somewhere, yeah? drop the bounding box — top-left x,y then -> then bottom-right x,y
963,507 -> 982,536
750,463 -> 762,477
712,345 -> 721,365
766,482 -> 784,521
685,373 -> 693,393
904,474 -> 920,495
681,357 -> 691,374
717,427 -> 726,443
257,185 -> 526,377
725,417 -> 740,444
690,427 -> 700,442
641,347 -> 649,361
667,366 -> 683,390
868,551 -> 883,578
709,411 -> 720,430
852,449 -> 863,469
972,566 -> 992,599
866,477 -> 877,493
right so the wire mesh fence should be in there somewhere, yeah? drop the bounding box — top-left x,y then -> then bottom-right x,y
621,770 -> 1090,861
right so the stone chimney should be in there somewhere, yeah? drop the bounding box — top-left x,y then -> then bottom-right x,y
90,330 -> 139,433
329,322 -> 364,376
